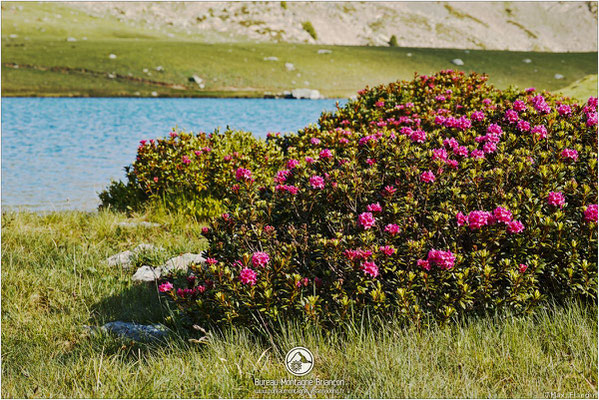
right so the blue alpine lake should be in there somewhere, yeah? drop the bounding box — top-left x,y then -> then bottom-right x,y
1,97 -> 345,211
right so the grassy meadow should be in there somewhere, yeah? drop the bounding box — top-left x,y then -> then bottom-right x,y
1,210 -> 597,398
2,2 -> 598,98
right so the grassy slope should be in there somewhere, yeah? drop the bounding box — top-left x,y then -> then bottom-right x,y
2,2 -> 598,98
2,210 -> 597,398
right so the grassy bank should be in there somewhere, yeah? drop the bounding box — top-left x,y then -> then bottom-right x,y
2,210 -> 597,398
2,3 -> 598,98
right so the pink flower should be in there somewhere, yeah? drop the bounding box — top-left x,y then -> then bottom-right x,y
432,148 -> 448,162
519,264 -> 528,273
367,202 -> 382,212
435,95 -> 446,102
375,101 -> 385,107
239,268 -> 257,286
274,169 -> 291,184
417,259 -> 431,271
366,158 -> 376,166
444,137 -> 459,149
470,111 -> 485,121
584,204 -> 598,222
287,159 -> 300,169
153,177 -> 159,183
517,120 -> 530,132
483,142 -> 497,154
507,220 -> 525,234
547,192 -> 566,208
181,155 -> 191,165
454,146 -> 469,157
471,149 -> 485,159
139,139 -> 147,146
310,175 -> 325,189
251,252 -> 270,268
361,261 -> 379,278
561,148 -> 578,162
344,248 -> 372,261
383,185 -> 397,196
205,258 -> 218,265
427,249 -> 456,269
385,224 -> 400,235
310,137 -> 321,145
513,100 -> 527,112
201,227 -> 210,235
358,212 -> 376,230
487,124 -> 503,135
158,282 -> 174,292
456,212 -> 467,226
305,156 -> 315,164
169,131 -> 178,138
493,207 -> 513,223
379,246 -> 396,256
531,125 -> 548,139
319,148 -> 333,159
275,184 -> 299,195
420,170 -> 436,183
410,130 -> 427,143
505,109 -> 519,123
235,167 -> 253,181
468,210 -> 492,230
557,104 -> 572,116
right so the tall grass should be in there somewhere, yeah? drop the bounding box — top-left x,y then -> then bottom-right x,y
2,210 -> 597,398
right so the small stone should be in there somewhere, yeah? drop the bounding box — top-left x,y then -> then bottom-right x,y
451,58 -> 464,66
107,73 -> 116,79
162,253 -> 205,274
9,34 -> 18,38
67,37 -> 77,42
263,56 -> 279,61
106,250 -> 134,269
155,65 -> 164,72
108,54 -> 117,59
143,68 -> 149,73
285,62 -> 295,71
522,58 -> 532,63
554,73 -> 564,80
131,265 -> 162,282
151,91 -> 158,97
189,75 -> 203,86
317,49 -> 332,54
117,221 -> 161,228
406,52 -> 412,57
291,88 -> 322,100
100,321 -> 168,341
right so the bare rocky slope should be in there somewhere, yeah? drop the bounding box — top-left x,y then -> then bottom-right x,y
68,1 -> 598,52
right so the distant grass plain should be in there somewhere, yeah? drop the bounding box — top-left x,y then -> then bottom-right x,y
1,2 -> 597,99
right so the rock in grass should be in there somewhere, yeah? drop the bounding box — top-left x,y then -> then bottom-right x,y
263,56 -> 279,61
131,265 -> 162,282
451,58 -> 464,66
101,321 -> 168,342
117,221 -> 160,228
285,62 -> 295,71
291,88 -> 322,100
161,253 -> 205,274
105,243 -> 161,269
108,53 -> 117,59
522,58 -> 532,63
317,49 -> 332,54
554,73 -> 564,79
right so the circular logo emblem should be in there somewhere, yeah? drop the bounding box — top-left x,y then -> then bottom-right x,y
285,347 -> 314,376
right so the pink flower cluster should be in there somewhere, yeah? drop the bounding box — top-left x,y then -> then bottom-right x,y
458,207 -> 524,234
310,175 -> 325,189
419,249 -> 456,270
358,212 -> 376,229
235,167 -> 253,181
275,184 -> 299,195
361,261 -> 379,277
560,148 -> 578,161
251,252 -> 270,268
584,204 -> 598,222
239,268 -> 257,286
547,192 -> 565,208
345,248 -> 372,261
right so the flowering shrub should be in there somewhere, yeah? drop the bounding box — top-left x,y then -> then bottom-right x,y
155,71 -> 597,328
99,129 -> 284,217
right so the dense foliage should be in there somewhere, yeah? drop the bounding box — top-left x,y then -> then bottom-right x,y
100,129 -> 283,217
111,71 -> 598,328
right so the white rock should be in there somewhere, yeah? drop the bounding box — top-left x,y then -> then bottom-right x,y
189,75 -> 203,85
106,250 -> 134,268
554,73 -> 564,79
162,253 -> 205,274
8,34 -> 18,38
406,52 -> 413,57
291,88 -> 322,100
67,37 -> 77,42
108,54 -> 117,59
143,68 -> 149,73
131,265 -> 162,282
107,73 -> 116,79
451,58 -> 464,66
151,91 -> 158,97
98,321 -> 168,341
263,56 -> 279,61
522,58 -> 532,63
155,65 -> 164,72
285,62 -> 295,71
117,221 -> 161,228
317,49 -> 332,54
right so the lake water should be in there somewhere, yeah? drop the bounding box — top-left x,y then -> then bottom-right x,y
1,97 -> 344,211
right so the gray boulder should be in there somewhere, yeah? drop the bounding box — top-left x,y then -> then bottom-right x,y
263,56 -> 279,61
100,321 -> 168,341
451,58 -> 464,66
131,265 -> 162,282
554,73 -> 564,79
105,243 -> 161,269
291,88 -> 322,100
162,253 -> 205,274
117,221 -> 161,228
317,49 -> 332,54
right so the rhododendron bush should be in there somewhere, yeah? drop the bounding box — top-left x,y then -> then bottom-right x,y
121,71 -> 598,327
